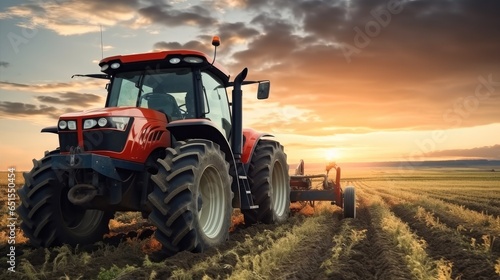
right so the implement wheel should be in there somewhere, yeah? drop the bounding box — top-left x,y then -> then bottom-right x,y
17,150 -> 112,247
343,186 -> 356,218
243,140 -> 290,225
148,140 -> 232,256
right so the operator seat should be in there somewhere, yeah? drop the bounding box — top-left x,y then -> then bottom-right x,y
147,93 -> 183,121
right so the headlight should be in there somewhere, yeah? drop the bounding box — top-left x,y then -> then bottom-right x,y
183,56 -> 203,63
98,118 -> 108,127
82,117 -> 131,130
110,117 -> 130,131
84,119 -> 97,129
110,62 -> 121,69
67,121 -> 77,130
58,120 -> 67,130
169,57 -> 181,64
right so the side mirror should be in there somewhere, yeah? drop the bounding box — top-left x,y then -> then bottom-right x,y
257,80 -> 270,99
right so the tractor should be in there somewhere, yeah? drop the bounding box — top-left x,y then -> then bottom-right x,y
17,36 -> 291,256
17,36 -> 356,256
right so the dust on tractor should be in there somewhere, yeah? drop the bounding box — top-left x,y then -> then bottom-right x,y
17,36 -> 355,256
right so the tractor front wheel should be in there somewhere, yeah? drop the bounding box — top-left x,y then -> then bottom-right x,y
243,140 -> 290,225
148,140 -> 232,256
17,151 -> 112,247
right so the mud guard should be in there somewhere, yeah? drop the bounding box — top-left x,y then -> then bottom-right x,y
166,119 -> 241,208
241,128 -> 273,164
41,126 -> 58,134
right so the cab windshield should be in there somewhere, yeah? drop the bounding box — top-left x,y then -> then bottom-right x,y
107,68 -> 195,120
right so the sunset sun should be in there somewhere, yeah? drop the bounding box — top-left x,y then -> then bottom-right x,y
325,148 -> 341,161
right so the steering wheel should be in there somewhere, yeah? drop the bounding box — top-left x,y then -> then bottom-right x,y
178,103 -> 187,114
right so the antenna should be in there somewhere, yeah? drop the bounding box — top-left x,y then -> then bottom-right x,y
100,25 -> 103,59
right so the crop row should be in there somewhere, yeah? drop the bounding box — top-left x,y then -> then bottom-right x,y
351,180 -> 500,236
354,186 -> 446,279
354,181 -> 500,279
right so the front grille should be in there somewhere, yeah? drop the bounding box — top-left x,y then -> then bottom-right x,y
59,132 -> 78,152
83,130 -> 128,152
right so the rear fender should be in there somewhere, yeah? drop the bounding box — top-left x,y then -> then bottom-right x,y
241,128 -> 273,164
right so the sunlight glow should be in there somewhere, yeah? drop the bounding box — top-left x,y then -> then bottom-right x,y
325,148 -> 341,161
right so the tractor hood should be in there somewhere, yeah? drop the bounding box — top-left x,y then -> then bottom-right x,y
55,106 -> 170,161
60,107 -> 167,121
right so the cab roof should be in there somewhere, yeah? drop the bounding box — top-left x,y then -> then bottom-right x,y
99,49 -> 230,83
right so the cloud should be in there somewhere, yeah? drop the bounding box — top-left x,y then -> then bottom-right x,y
0,79 -> 107,93
0,61 -> 9,68
137,4 -> 216,28
0,102 -> 61,119
242,98 -> 321,134
153,22 -> 260,63
5,0 -> 498,135
153,40 -> 213,54
219,0 -> 500,134
148,0 -> 500,136
424,145 -> 500,159
103,45 -> 114,51
0,91 -> 102,120
0,81 -> 105,119
0,0 -> 139,35
36,92 -> 103,107
212,22 -> 260,45
0,0 -> 217,35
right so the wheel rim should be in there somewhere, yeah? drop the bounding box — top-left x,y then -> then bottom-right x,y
199,165 -> 226,239
60,188 -> 105,237
271,161 -> 287,217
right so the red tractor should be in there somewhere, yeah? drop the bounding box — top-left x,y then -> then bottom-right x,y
17,37 -> 291,256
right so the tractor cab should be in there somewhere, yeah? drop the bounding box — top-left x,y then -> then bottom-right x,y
100,50 -> 233,138
106,68 -> 194,121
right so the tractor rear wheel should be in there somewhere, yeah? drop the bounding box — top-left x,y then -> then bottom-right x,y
17,150 -> 112,247
148,140 -> 232,256
343,186 -> 356,218
243,140 -> 290,225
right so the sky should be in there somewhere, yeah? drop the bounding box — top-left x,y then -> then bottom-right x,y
1,0 -> 500,171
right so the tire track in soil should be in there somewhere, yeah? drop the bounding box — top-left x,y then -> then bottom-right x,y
11,221 -> 298,280
151,221 -> 297,279
128,211 -> 336,279
331,191 -> 414,280
390,204 -> 500,280
140,202 -> 411,280
10,204 -> 402,280
197,208 -> 351,279
268,209 -> 343,280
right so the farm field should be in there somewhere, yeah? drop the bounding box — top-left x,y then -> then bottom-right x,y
1,166 -> 500,279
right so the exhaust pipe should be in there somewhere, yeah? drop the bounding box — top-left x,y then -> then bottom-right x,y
68,184 -> 98,205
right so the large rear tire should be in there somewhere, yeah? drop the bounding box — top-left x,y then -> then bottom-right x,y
17,151 -> 112,247
148,140 -> 232,256
242,140 -> 290,225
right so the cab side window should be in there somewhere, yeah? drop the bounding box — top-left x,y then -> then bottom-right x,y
201,72 -> 231,138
